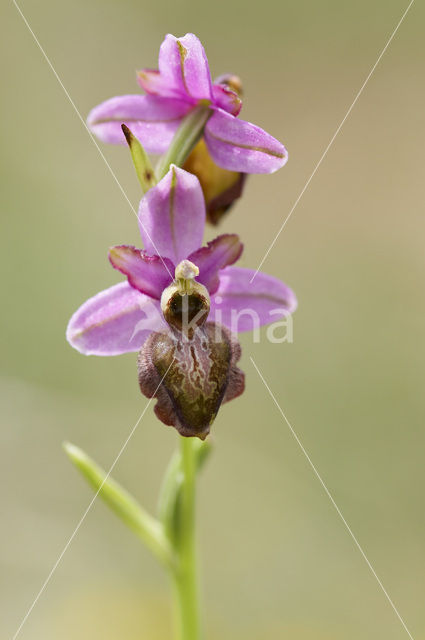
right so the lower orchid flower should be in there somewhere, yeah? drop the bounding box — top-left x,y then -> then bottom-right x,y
67,167 -> 297,438
87,33 -> 288,175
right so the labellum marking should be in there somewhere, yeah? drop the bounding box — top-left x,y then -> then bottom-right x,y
138,323 -> 244,439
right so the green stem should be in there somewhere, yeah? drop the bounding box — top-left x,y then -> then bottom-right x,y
173,436 -> 201,640
157,105 -> 211,179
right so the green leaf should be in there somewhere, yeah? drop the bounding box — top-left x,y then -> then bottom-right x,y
157,450 -> 183,542
121,124 -> 157,193
194,438 -> 212,471
64,442 -> 174,569
157,439 -> 212,545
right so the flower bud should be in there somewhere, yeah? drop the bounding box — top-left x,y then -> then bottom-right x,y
183,139 -> 246,225
160,260 -> 210,335
121,124 -> 156,193
215,73 -> 243,97
137,322 -> 244,439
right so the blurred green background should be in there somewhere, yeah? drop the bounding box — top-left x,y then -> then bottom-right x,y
2,0 -> 424,638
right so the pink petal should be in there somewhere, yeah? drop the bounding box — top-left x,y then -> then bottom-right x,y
209,266 -> 297,333
66,282 -> 165,356
138,166 -> 206,265
87,94 -> 191,153
109,246 -> 173,299
137,68 -> 169,95
204,109 -> 288,174
188,234 -> 243,294
212,84 -> 242,116
158,33 -> 213,102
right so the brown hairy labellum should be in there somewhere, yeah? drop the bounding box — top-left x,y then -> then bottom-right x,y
138,322 -> 244,439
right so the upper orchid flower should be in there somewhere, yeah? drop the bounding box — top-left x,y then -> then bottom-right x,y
88,33 -> 288,175
67,167 -> 296,438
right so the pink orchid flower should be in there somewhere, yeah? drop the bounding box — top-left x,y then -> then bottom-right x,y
67,167 -> 297,357
87,33 -> 288,174
67,166 -> 296,437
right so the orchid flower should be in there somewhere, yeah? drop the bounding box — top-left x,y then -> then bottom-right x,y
67,167 -> 296,437
87,33 -> 288,175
